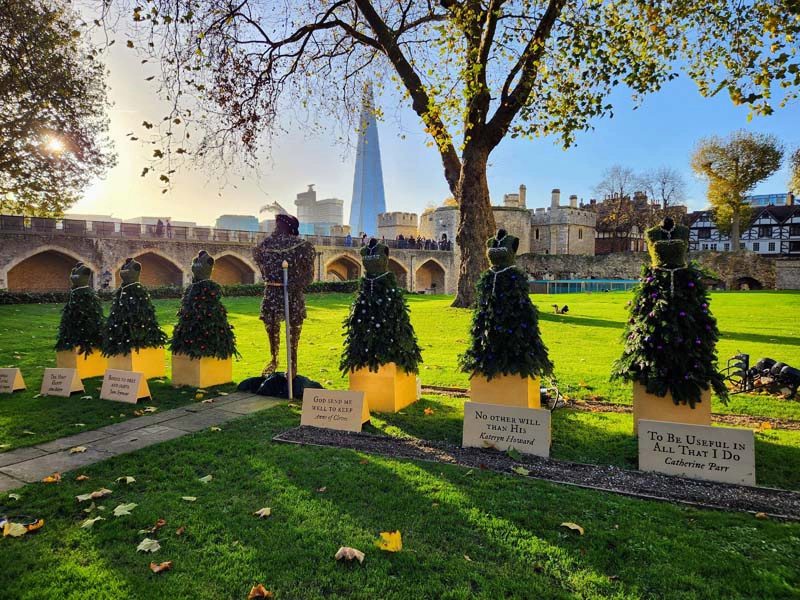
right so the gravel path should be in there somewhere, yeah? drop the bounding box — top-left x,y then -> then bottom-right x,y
274,425 -> 800,520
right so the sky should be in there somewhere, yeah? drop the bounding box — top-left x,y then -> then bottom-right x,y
72,33 -> 800,227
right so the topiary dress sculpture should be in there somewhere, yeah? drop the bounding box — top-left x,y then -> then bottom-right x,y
340,238 -> 422,412
101,257 -> 167,378
460,230 -> 553,380
170,251 -> 238,387
612,217 -> 727,430
54,262 -> 107,378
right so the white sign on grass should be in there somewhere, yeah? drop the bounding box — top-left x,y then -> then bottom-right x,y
300,389 -> 368,432
100,369 -> 150,404
463,401 -> 551,458
0,368 -> 26,394
40,368 -> 84,397
638,420 -> 755,486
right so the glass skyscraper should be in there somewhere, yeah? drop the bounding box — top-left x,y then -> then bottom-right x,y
349,86 -> 386,237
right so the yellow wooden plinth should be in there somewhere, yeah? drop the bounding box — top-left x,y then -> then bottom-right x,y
171,354 -> 233,388
56,348 -> 107,380
470,374 -> 541,409
107,347 -> 166,380
348,363 -> 417,413
632,382 -> 711,435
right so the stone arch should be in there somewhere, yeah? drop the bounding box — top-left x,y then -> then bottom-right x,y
735,276 -> 763,291
114,250 -> 186,287
415,258 -> 446,294
3,245 -> 99,292
388,257 -> 408,289
325,254 -> 361,281
212,252 -> 257,285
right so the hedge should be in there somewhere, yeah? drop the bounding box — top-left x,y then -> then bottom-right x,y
0,280 -> 361,305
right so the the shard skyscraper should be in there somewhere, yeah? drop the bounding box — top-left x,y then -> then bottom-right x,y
349,86 -> 386,237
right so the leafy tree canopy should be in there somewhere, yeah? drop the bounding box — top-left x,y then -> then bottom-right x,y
115,0 -> 800,305
790,148 -> 800,196
0,0 -> 116,217
691,130 -> 784,248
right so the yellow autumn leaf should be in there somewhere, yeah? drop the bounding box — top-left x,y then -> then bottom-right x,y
69,446 -> 88,454
561,522 -> 585,535
248,583 -> 273,599
375,530 -> 402,552
3,522 -> 28,537
755,512 -> 768,520
253,507 -> 272,518
195,393 -> 204,400
760,422 -> 773,430
42,472 -> 61,483
423,407 -> 434,415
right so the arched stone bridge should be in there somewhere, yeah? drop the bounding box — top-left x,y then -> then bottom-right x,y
0,218 -> 457,294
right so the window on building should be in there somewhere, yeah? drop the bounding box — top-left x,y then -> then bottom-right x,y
759,225 -> 772,237
769,242 -> 776,252
578,228 -> 583,240
790,241 -> 800,252
740,242 -> 745,249
698,228 -> 712,239
724,243 -> 730,251
710,243 -> 717,250
753,242 -> 760,251
535,228 -> 540,240
790,224 -> 800,236
702,243 -> 709,250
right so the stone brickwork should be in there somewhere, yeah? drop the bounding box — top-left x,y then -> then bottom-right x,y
775,259 -> 800,290
377,212 -> 419,240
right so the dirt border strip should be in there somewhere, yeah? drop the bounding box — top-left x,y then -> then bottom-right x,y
273,426 -> 800,521
421,386 -> 800,431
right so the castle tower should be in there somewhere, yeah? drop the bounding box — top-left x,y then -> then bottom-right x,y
349,85 -> 387,237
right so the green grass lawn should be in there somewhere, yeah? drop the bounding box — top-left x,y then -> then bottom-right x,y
2,291 -> 799,451
2,292 -> 800,598
1,405 -> 799,600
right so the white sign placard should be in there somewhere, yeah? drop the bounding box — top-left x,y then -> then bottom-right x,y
100,369 -> 150,404
40,368 -> 84,397
463,401 -> 551,458
0,368 -> 26,394
300,389 -> 368,432
638,420 -> 755,486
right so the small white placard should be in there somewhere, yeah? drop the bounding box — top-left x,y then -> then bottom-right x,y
0,368 -> 26,394
638,420 -> 755,486
100,369 -> 150,403
300,389 -> 368,432
463,401 -> 551,458
40,368 -> 84,397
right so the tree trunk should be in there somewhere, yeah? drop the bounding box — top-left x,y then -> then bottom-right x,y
452,146 -> 495,308
731,210 -> 741,251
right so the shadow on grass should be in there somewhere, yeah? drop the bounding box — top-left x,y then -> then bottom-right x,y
538,313 -> 625,330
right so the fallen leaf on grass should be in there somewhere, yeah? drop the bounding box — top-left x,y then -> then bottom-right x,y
143,406 -> 158,413
194,393 -> 204,400
253,507 -> 271,518
560,522 -> 585,535
76,488 -> 112,502
42,473 -> 61,483
431,502 -> 439,507
181,496 -> 197,502
759,422 -> 773,430
464,554 -> 473,562
150,561 -> 173,574
114,502 -> 138,517
511,466 -> 530,476
201,398 -> 214,404
482,440 -> 497,450
335,546 -> 365,564
375,530 -> 402,552
116,476 -> 136,484
423,407 -> 435,415
317,486 -> 327,493
76,474 -> 90,481
218,391 -> 229,396
81,516 -> 105,529
175,526 -> 186,536
133,410 -> 144,416
8,493 -> 21,501
74,422 -> 87,426
3,522 -> 29,537
755,512 -> 769,520
80,396 -> 93,401
137,538 -> 161,553
0,444 -> 11,449
69,446 -> 88,454
209,426 -> 221,432
358,459 -> 369,465
83,502 -> 97,514
198,475 -> 213,484
248,583 -> 273,599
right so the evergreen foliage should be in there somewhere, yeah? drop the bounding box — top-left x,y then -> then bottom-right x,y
170,279 -> 239,359
612,264 -> 728,406
54,287 -> 104,356
340,271 -> 422,375
459,266 -> 553,381
101,282 -> 167,357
